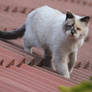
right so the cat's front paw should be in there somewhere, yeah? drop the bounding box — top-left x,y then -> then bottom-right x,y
63,73 -> 70,79
69,68 -> 73,74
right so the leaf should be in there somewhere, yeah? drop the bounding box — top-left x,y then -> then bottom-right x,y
59,85 -> 71,92
90,76 -> 92,81
59,81 -> 92,92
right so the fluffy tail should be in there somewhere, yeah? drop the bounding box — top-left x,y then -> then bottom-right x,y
0,24 -> 25,40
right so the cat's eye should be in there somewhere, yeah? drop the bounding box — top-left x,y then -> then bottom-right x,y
67,25 -> 72,27
66,25 -> 72,29
77,27 -> 81,31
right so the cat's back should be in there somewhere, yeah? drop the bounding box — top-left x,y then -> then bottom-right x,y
29,5 -> 63,17
27,5 -> 65,24
26,5 -> 65,35
36,5 -> 64,17
25,6 -> 66,47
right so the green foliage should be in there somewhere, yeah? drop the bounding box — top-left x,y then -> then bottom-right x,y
59,81 -> 92,92
90,76 -> 92,81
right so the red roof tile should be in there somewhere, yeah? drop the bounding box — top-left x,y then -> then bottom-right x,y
0,65 -> 73,92
0,46 -> 25,65
75,61 -> 92,71
37,65 -> 91,84
21,64 -> 73,86
0,81 -> 27,92
0,70 -> 38,92
70,69 -> 92,84
0,40 -> 34,65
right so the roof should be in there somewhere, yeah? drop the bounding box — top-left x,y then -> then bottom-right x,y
0,0 -> 92,92
0,64 -> 74,92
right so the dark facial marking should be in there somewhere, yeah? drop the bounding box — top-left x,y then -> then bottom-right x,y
65,23 -> 74,30
80,16 -> 90,24
66,11 -> 74,20
64,22 -> 77,36
71,26 -> 76,35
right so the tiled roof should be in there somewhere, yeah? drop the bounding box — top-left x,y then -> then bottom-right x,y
0,0 -> 92,91
0,64 -> 73,92
0,40 -> 34,66
70,69 -> 91,84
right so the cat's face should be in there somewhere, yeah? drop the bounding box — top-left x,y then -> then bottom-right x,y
64,12 -> 90,40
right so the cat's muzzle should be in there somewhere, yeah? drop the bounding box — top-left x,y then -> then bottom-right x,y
71,28 -> 76,36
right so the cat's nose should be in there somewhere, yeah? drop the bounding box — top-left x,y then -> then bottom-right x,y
71,29 -> 75,35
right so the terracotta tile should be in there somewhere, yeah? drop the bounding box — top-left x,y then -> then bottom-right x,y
0,40 -> 39,65
70,69 -> 91,84
0,46 -> 25,66
10,66 -> 60,92
0,57 -> 4,65
75,60 -> 92,71
21,64 -> 74,86
0,80 -> 27,92
35,65 -> 91,85
0,54 -> 14,67
0,67 -> 41,92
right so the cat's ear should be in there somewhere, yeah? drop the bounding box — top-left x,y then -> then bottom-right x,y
80,16 -> 90,25
66,11 -> 74,20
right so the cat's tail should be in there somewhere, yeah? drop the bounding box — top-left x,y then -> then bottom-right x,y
0,24 -> 25,40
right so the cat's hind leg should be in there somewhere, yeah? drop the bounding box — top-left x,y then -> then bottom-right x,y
24,45 -> 32,53
24,39 -> 33,54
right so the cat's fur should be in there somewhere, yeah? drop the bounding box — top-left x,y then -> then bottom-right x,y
0,6 -> 90,78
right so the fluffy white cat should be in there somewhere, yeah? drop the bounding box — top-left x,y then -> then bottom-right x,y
0,6 -> 90,78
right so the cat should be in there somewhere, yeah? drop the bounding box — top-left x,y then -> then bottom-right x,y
0,6 -> 90,78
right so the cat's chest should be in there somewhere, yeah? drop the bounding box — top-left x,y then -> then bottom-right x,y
62,39 -> 80,52
68,44 -> 78,52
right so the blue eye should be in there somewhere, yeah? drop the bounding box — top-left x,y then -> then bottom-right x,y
66,25 -> 72,30
67,25 -> 72,27
65,24 -> 74,30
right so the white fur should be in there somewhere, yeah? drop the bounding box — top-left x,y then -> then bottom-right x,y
24,6 -> 88,78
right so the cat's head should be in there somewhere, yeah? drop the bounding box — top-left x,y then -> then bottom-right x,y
64,11 -> 90,40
